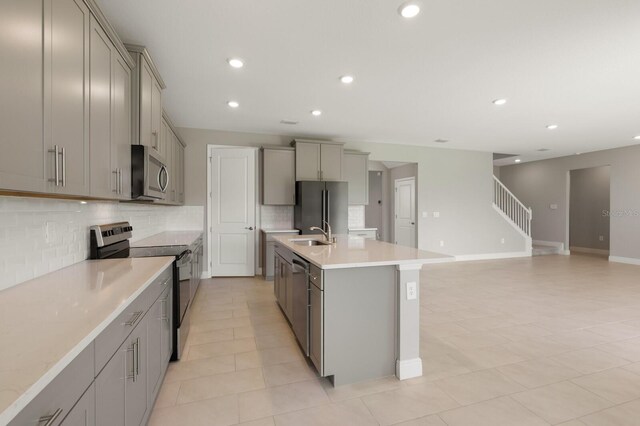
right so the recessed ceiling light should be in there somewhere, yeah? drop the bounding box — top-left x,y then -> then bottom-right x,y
311,110 -> 322,117
398,2 -> 420,18
493,99 -> 507,106
340,75 -> 354,84
546,124 -> 558,130
280,120 -> 298,125
515,159 -> 521,163
634,135 -> 640,140
227,58 -> 244,68
227,101 -> 239,108
576,152 -> 582,155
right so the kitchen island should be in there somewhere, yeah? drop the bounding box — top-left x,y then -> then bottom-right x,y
272,234 -> 450,386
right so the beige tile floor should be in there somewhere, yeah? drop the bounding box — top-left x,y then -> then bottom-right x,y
149,254 -> 640,425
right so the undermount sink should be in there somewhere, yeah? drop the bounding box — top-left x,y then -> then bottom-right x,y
291,239 -> 331,247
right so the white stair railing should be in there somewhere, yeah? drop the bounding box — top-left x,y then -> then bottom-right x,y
493,175 -> 532,237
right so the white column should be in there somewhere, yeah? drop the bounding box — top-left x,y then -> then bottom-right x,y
395,263 -> 423,380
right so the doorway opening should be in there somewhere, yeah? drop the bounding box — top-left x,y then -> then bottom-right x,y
569,165 -> 610,257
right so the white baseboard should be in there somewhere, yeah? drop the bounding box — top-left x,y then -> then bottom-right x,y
533,240 -> 565,249
455,251 -> 531,262
570,246 -> 610,256
201,271 -> 210,279
609,256 -> 640,266
396,358 -> 423,380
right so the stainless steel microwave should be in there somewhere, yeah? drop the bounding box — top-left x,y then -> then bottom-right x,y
131,145 -> 168,200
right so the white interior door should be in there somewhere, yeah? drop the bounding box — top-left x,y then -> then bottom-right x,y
210,148 -> 256,276
394,177 -> 416,247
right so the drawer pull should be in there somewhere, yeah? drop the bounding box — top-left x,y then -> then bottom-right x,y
161,298 -> 169,323
39,408 -> 63,426
134,337 -> 140,377
124,311 -> 143,327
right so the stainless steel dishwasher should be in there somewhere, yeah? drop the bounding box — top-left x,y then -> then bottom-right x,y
291,254 -> 310,356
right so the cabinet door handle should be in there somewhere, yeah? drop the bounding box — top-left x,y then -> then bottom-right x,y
161,297 -> 169,322
119,168 -> 123,194
152,130 -> 158,149
113,170 -> 119,192
60,147 -> 66,187
135,337 -> 140,377
48,145 -> 60,186
126,344 -> 135,381
39,408 -> 63,426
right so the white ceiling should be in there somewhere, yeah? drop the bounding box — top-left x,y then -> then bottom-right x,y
98,0 -> 640,162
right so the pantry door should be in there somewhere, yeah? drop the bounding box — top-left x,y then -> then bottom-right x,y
209,148 -> 256,276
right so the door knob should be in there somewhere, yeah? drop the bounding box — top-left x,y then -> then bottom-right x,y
245,226 -> 254,230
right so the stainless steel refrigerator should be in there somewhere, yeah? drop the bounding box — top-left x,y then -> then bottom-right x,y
294,181 -> 348,235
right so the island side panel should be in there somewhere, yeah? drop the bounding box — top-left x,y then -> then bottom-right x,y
324,266 -> 396,386
396,264 -> 423,379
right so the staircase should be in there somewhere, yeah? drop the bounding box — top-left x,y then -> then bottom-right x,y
493,176 -> 533,252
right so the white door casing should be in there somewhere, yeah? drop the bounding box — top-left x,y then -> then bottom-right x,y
394,177 -> 416,248
209,148 -> 256,276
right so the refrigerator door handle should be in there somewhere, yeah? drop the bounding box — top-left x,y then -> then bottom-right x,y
321,189 -> 326,230
326,189 -> 330,231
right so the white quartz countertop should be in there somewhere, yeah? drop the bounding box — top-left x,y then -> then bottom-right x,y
272,235 -> 452,269
131,230 -> 203,248
348,228 -> 378,231
261,229 -> 300,234
0,257 -> 174,424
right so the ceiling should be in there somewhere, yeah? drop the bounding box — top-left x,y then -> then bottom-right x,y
97,0 -> 640,163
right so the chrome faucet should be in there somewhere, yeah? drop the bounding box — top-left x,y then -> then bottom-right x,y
310,221 -> 333,243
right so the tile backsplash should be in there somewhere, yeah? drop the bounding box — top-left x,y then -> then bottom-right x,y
348,205 -> 366,229
0,196 -> 203,291
260,205 -> 294,229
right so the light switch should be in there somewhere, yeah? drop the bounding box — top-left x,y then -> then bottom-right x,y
406,282 -> 417,300
422,211 -> 428,218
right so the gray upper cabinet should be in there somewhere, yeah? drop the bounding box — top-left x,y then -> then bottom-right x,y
160,112 -> 186,205
292,140 -> 344,182
0,0 -> 46,193
294,141 -> 321,181
112,52 -> 132,200
89,15 -> 132,200
88,17 -> 114,199
45,0 -> 91,196
320,143 -> 343,181
343,151 -> 370,205
0,0 -> 134,200
127,45 -> 165,154
262,148 -> 295,205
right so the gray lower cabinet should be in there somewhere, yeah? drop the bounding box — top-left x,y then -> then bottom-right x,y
95,311 -> 148,426
261,148 -> 296,205
261,231 -> 300,280
62,383 -> 95,426
10,266 -> 173,426
147,286 -> 172,402
0,0 -> 46,193
309,283 -> 324,375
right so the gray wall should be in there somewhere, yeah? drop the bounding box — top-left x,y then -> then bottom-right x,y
569,166 -> 610,251
178,127 -> 528,268
500,144 -> 640,261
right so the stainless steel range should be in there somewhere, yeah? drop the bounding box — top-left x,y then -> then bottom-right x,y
89,222 -> 203,360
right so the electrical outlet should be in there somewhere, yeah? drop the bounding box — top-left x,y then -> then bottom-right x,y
599,235 -> 604,241
422,211 -> 427,218
433,212 -> 440,218
550,204 -> 558,210
440,240 -> 444,247
406,282 -> 417,300
501,238 -> 505,244
45,222 -> 53,244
